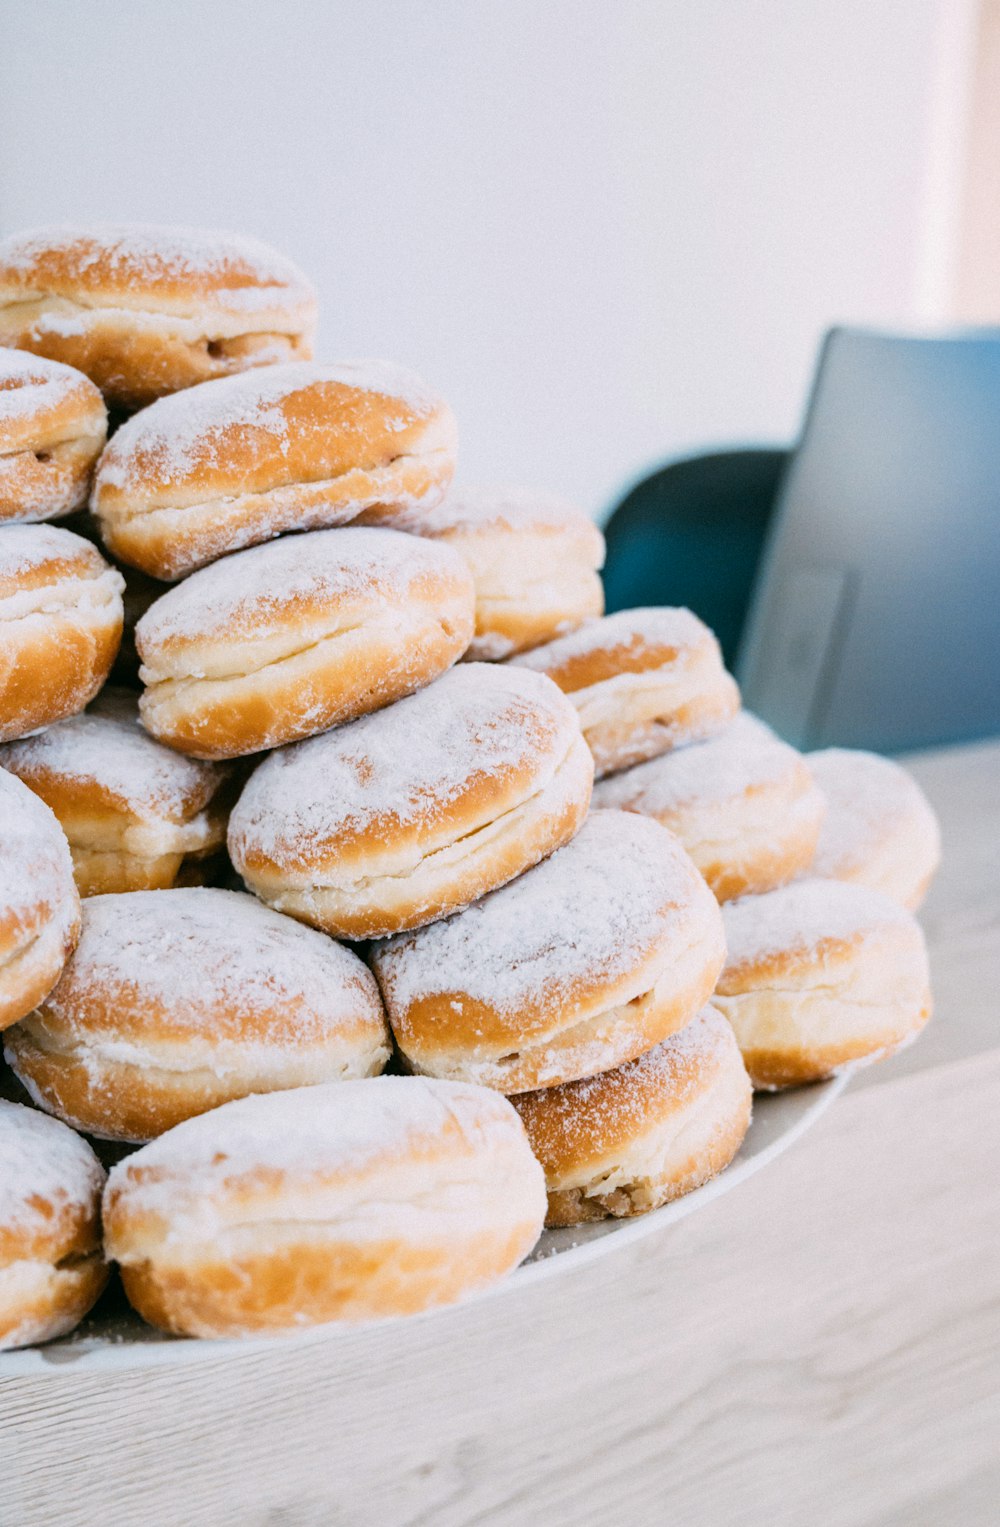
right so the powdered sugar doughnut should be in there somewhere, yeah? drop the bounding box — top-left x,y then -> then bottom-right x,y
595,712 -> 827,900
135,527 -> 475,759
92,362 -> 458,580
0,225 -> 316,412
0,349 -> 107,523
0,769 -> 81,1031
371,809 -> 726,1093
713,878 -> 932,1089
3,888 -> 391,1142
389,485 -> 605,659
512,1006 -> 752,1225
806,748 -> 941,909
102,1075 -> 546,1337
0,690 -> 234,896
0,1099 -> 107,1350
0,525 -> 124,742
229,664 -> 593,938
510,607 -> 739,777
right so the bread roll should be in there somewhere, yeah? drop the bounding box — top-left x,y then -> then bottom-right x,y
510,607 -> 739,777
0,1099 -> 107,1350
102,1075 -> 546,1336
0,769 -> 81,1030
92,362 -> 458,579
0,525 -> 124,741
0,690 -> 234,895
4,888 -> 391,1142
512,1007 -> 752,1225
390,485 -> 604,659
0,225 -> 316,411
714,878 -> 932,1088
229,663 -> 593,937
371,809 -> 726,1093
134,527 -> 475,759
595,712 -> 827,900
806,748 -> 941,909
0,348 -> 107,522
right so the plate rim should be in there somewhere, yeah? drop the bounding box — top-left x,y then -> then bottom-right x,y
0,1072 -> 847,1380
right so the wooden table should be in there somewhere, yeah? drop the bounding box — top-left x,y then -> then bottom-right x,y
3,738 -> 998,1527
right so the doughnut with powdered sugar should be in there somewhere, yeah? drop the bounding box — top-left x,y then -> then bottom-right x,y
92,362 -> 457,579
510,607 -> 739,777
371,809 -> 726,1094
713,878 -> 932,1089
102,1075 -> 546,1337
0,348 -> 106,522
228,662 -> 593,938
0,224 -> 316,411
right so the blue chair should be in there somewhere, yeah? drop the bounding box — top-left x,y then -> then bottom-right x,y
602,448 -> 788,667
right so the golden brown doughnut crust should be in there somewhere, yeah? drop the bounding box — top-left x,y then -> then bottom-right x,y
0,525 -> 124,743
0,225 -> 317,411
0,348 -> 107,523
0,1099 -> 107,1350
92,362 -> 458,579
0,690 -> 234,896
393,485 -> 606,659
4,888 -> 392,1142
714,878 -> 932,1089
371,810 -> 726,1093
134,527 -> 476,759
513,1007 -> 752,1225
511,607 -> 740,776
594,712 -> 827,901
0,770 -> 82,1032
228,663 -> 593,938
102,1076 -> 546,1336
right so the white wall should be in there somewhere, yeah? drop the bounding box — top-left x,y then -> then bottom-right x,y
0,1 -> 975,518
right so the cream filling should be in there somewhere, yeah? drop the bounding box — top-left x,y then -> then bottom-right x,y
101,448 -> 451,531
0,293 -> 310,341
64,807 -> 224,860
0,569 -> 125,627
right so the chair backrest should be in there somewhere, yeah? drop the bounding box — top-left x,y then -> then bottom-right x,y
738,327 -> 1000,751
602,448 -> 788,667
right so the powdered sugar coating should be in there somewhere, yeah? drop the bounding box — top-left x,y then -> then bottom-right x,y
106,1075 -> 526,1191
515,1006 -> 736,1145
135,526 -> 467,650
420,484 -> 603,541
47,888 -> 383,1039
96,361 -> 443,492
0,224 -> 314,315
0,692 -> 226,821
0,1098 -> 104,1237
807,749 -> 940,878
595,712 -> 803,813
722,877 -> 914,972
0,348 -> 103,436
373,810 -> 708,1015
0,769 -> 78,944
0,522 -> 110,584
229,664 -> 579,855
512,606 -> 712,674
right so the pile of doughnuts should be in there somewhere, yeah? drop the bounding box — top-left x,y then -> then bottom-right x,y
0,223 -> 939,1349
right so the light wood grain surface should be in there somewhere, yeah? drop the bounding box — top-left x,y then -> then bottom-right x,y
3,737 -> 998,1527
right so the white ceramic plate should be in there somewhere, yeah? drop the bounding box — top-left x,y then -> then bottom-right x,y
1,1074 -> 846,1378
